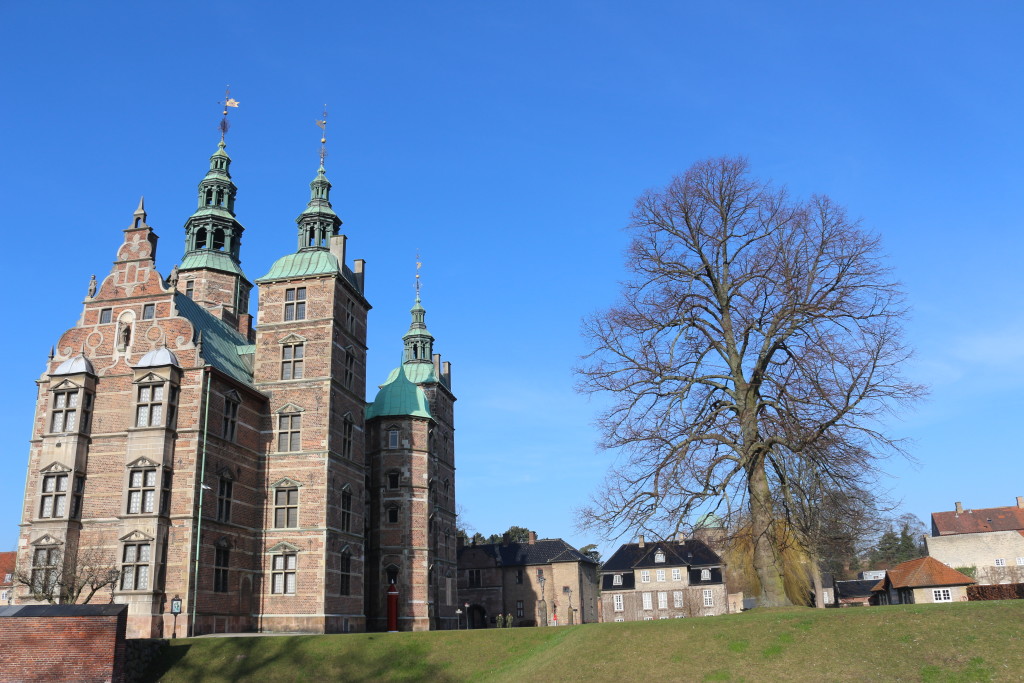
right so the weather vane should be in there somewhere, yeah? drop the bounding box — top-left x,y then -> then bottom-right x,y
316,105 -> 328,167
219,86 -> 240,141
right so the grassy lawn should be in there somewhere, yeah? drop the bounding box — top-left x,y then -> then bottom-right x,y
143,600 -> 1022,682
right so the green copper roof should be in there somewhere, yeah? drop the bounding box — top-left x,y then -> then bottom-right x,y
179,250 -> 245,276
257,250 -> 340,282
382,362 -> 438,385
174,293 -> 253,384
694,512 -> 725,529
366,364 -> 433,420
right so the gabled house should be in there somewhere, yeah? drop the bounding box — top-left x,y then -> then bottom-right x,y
0,552 -> 14,605
872,556 -> 974,605
456,533 -> 599,628
599,536 -> 728,621
926,497 -> 1024,585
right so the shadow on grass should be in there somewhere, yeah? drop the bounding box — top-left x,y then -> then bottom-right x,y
140,635 -> 457,683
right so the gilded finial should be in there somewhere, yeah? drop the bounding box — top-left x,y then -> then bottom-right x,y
219,85 -> 240,141
316,105 -> 328,168
415,250 -> 422,300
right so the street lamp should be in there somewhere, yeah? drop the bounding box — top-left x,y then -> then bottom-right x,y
464,602 -> 469,629
455,608 -> 462,630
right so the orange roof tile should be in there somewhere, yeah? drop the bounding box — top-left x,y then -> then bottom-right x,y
932,504 -> 1024,535
874,556 -> 975,591
0,551 -> 15,586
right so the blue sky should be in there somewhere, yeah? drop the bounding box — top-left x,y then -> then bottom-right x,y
1,2 -> 1022,558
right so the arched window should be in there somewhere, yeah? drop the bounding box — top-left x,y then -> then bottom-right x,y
212,229 -> 225,251
195,228 -> 208,250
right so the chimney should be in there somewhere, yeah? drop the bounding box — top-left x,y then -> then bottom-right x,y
457,535 -> 465,550
1017,496 -> 1024,509
955,501 -> 963,514
638,535 -> 645,548
329,234 -> 347,272
528,531 -> 537,545
353,258 -> 366,294
677,532 -> 686,543
502,533 -> 510,546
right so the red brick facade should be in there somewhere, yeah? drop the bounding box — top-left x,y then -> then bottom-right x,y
14,142 -> 456,636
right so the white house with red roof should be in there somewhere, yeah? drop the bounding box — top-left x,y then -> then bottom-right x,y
925,497 -> 1024,585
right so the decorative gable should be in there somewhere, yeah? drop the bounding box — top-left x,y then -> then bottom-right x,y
126,456 -> 160,469
51,379 -> 81,392
224,389 -> 241,403
119,529 -> 155,543
39,461 -> 73,474
276,403 -> 305,414
277,333 -> 307,345
268,541 -> 301,554
270,477 -> 303,489
31,533 -> 64,547
136,372 -> 164,385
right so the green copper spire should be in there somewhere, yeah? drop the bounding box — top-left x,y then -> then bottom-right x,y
296,163 -> 341,251
296,107 -> 341,251
403,293 -> 434,364
180,139 -> 246,275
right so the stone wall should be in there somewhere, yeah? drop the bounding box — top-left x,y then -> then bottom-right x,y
926,531 -> 1024,585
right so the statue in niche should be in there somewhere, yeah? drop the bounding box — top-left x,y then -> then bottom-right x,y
167,265 -> 179,290
118,322 -> 131,350
87,274 -> 97,298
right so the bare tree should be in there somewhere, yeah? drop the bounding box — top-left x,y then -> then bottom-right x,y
14,540 -> 120,605
577,157 -> 924,606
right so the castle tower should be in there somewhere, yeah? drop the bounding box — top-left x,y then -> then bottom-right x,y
252,146 -> 371,633
176,140 -> 253,337
365,291 -> 457,631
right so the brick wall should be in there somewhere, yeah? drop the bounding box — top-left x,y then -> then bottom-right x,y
0,604 -> 127,683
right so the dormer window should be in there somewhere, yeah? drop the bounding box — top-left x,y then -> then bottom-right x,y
701,568 -> 711,581
51,389 -> 81,432
655,551 -> 666,563
613,574 -> 623,586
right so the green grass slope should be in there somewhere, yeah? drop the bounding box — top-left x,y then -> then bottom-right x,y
144,600 -> 1023,682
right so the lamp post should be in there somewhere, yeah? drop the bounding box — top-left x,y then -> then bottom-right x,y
537,571 -> 547,627
464,602 -> 469,629
455,608 -> 462,630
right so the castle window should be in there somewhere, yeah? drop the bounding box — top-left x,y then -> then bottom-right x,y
344,352 -> 355,389
386,505 -> 399,524
516,569 -> 523,584
278,413 -> 301,452
39,474 -> 68,518
341,488 -> 352,532
121,542 -> 151,590
217,477 -> 232,522
185,281 -> 194,299
274,487 -> 298,528
31,546 -> 60,596
281,343 -> 304,380
271,552 -> 296,594
341,415 -> 354,459
99,308 -> 112,324
222,396 -> 239,441
468,569 -> 482,587
387,429 -> 400,450
196,227 -> 207,249
214,547 -> 229,593
212,229 -> 225,251
51,389 -> 82,433
613,594 -> 624,612
387,471 -> 400,490
339,552 -> 351,596
284,287 -> 307,321
70,475 -> 85,518
127,467 -> 157,514
160,471 -> 172,516
703,589 -> 714,607
136,384 -> 163,427
701,568 -> 711,581
142,303 -> 155,320
516,600 -> 524,618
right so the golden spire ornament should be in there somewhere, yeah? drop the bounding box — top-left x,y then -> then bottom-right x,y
219,85 -> 240,141
315,105 -> 328,167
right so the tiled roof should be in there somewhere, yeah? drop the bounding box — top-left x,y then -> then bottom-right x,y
871,556 -> 975,591
601,539 -> 722,572
174,293 -> 253,384
0,551 -> 15,586
931,504 -> 1024,536
457,539 -> 597,567
835,579 -> 878,599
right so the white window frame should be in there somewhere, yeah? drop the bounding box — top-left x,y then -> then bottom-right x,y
994,558 -> 1006,567
271,553 -> 297,594
656,569 -> 666,582
654,551 -> 666,563
932,588 -> 952,602
701,568 -> 711,581
613,594 -> 623,611
612,574 -> 622,586
1016,557 -> 1024,566
673,590 -> 683,608
703,589 -> 714,607
657,591 -> 668,609
642,592 -> 652,610
640,570 -> 650,583
614,616 -> 624,622
671,567 -> 682,581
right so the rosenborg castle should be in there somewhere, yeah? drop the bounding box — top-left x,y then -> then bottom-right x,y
13,131 -> 458,637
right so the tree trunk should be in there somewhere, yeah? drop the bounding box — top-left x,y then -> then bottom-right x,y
810,560 -> 825,608
747,459 -> 791,607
